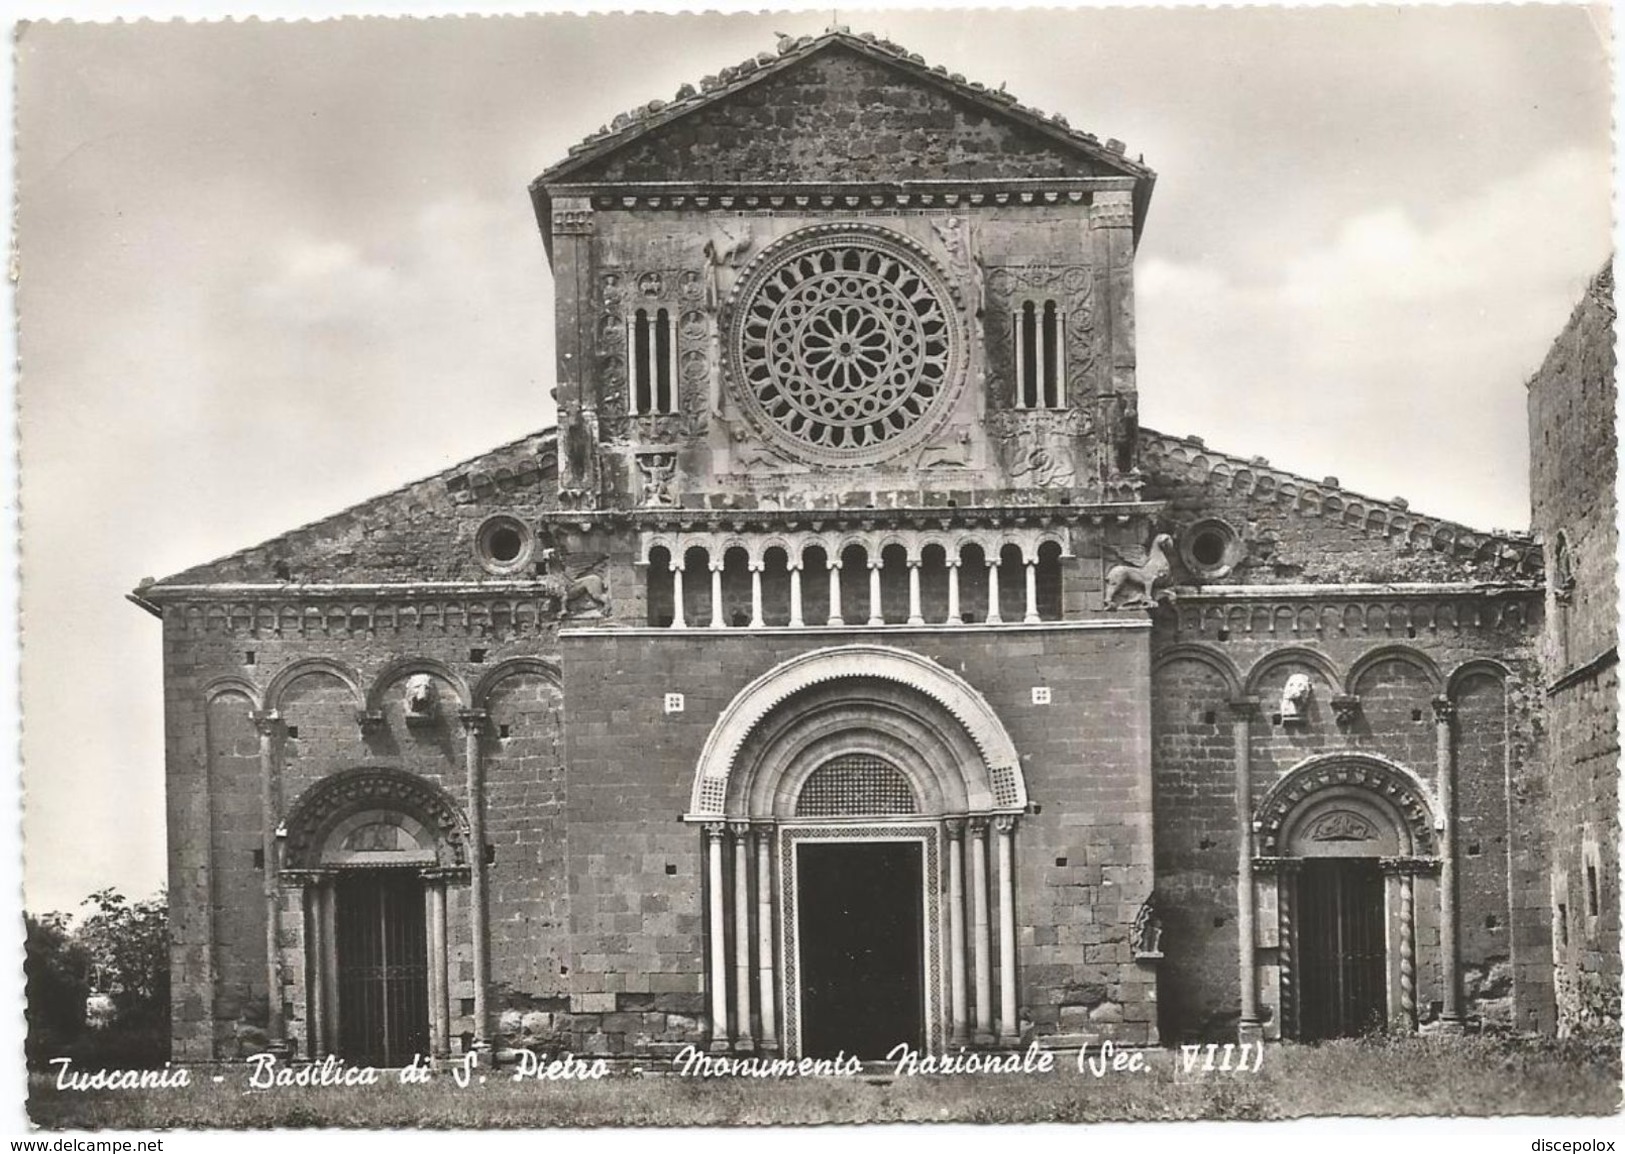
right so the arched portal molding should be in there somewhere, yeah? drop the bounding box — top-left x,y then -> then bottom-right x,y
281,766 -> 471,872
688,644 -> 1023,817
1255,752 -> 1438,857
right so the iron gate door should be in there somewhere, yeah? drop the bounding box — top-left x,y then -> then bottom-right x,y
335,871 -> 430,1066
1297,859 -> 1387,1040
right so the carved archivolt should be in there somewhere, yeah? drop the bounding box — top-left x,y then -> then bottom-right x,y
282,767 -> 471,871
687,643 -> 1024,817
1254,753 -> 1438,857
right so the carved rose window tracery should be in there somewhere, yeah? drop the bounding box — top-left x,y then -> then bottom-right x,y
728,227 -> 964,466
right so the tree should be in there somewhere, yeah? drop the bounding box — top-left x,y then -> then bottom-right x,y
23,912 -> 89,1066
77,889 -> 170,1031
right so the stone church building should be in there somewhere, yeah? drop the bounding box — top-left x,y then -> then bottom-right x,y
135,30 -> 1616,1065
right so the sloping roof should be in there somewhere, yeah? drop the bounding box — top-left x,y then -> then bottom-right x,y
1139,428 -> 1543,583
530,27 -> 1155,233
141,429 -> 557,592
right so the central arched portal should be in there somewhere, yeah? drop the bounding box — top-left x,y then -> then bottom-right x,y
687,645 -> 1027,1058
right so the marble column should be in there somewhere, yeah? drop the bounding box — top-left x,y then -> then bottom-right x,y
994,815 -> 1019,1044
867,558 -> 884,626
705,823 -> 729,1051
970,817 -> 994,1044
788,563 -> 804,628
1023,561 -> 1039,624
985,561 -> 1003,625
731,823 -> 753,1050
748,562 -> 765,629
907,559 -> 924,625
754,825 -> 778,1050
946,559 -> 963,625
670,559 -> 686,629
709,561 -> 725,629
826,558 -> 844,627
946,820 -> 969,1045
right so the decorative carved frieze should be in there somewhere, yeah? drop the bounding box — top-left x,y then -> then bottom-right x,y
984,263 -> 1097,409
1171,590 -> 1538,638
163,590 -> 572,640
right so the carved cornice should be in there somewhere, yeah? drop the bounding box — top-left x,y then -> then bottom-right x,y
146,584 -> 571,640
1170,586 -> 1539,639
565,180 -> 1131,215
542,502 -> 1164,537
1139,429 -> 1542,578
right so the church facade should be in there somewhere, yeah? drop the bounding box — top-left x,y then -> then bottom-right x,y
136,30 -> 1610,1065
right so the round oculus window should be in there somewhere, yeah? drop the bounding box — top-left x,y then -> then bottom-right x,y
1179,518 -> 1243,581
728,226 -> 965,466
475,515 -> 534,575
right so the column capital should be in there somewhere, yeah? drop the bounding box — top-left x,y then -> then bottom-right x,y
906,557 -> 923,569
945,557 -> 962,569
251,709 -> 283,736
1430,695 -> 1456,723
968,815 -> 991,836
867,558 -> 884,571
1380,855 -> 1442,877
826,558 -> 843,571
709,560 -> 725,573
458,709 -> 490,734
787,560 -> 804,572
669,559 -> 685,573
728,820 -> 752,843
944,817 -> 966,840
747,560 -> 765,573
992,814 -> 1018,835
1227,697 -> 1261,719
984,557 -> 1001,569
703,821 -> 728,842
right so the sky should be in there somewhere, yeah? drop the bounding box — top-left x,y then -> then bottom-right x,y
12,4 -> 1613,917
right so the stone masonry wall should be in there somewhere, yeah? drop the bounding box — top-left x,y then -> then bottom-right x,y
559,624 -> 1156,1052
1151,601 -> 1549,1039
1528,263 -> 1620,1034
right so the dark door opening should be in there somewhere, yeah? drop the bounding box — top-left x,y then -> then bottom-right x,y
1297,858 -> 1387,1040
335,871 -> 430,1066
797,841 -> 924,1059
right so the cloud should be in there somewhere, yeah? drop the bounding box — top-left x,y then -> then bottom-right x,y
1137,145 -> 1610,531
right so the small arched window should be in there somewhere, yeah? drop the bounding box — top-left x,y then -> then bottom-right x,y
1014,299 -> 1064,409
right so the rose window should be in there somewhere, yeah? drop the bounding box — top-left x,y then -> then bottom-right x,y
729,227 -> 964,465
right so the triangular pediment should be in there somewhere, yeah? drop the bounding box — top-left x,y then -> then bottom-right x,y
537,34 -> 1151,189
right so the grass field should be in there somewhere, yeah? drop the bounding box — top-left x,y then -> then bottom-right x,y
27,1033 -> 1622,1130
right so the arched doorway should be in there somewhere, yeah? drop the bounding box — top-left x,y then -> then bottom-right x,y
1255,755 -> 1440,1040
280,768 -> 472,1064
686,645 -> 1027,1058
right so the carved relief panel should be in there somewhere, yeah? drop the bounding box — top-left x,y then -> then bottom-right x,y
984,263 -> 1098,411
594,264 -> 712,443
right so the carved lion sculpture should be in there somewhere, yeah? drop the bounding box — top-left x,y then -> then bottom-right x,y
1280,673 -> 1314,722
538,549 -> 610,618
404,674 -> 437,720
1104,533 -> 1176,609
